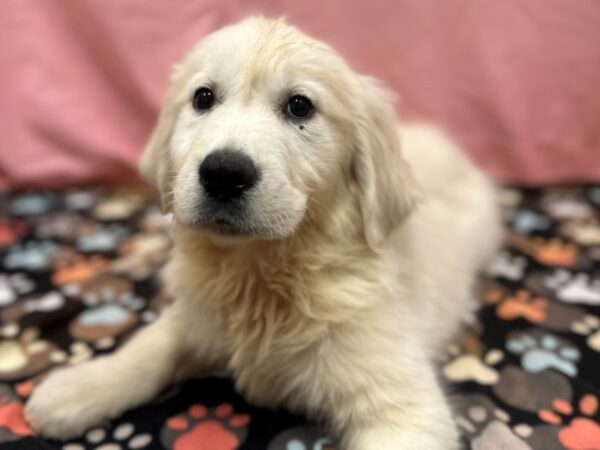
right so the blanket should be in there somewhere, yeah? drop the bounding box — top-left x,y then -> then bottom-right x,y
1,186 -> 599,449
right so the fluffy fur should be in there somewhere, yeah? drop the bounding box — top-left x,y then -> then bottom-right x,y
26,17 -> 502,449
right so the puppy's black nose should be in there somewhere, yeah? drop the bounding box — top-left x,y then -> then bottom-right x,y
199,150 -> 258,201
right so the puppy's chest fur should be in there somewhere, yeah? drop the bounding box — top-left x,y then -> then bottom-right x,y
167,235 -> 381,406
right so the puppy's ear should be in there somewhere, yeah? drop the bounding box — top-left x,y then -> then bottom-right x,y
139,68 -> 187,212
352,77 -> 420,249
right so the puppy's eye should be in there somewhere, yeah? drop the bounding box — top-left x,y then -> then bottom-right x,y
193,87 -> 215,111
286,95 -> 313,119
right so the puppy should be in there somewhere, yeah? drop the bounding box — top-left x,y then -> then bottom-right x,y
26,17 -> 502,449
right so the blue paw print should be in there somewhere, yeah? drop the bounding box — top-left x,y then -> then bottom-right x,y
507,330 -> 580,377
3,241 -> 59,271
281,438 -> 331,450
10,193 -> 54,216
78,303 -> 134,326
510,209 -> 551,234
78,225 -> 128,252
268,427 -> 332,450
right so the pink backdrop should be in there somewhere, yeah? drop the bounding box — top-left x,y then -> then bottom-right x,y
2,0 -> 600,191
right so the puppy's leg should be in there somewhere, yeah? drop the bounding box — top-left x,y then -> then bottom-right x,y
26,301 -> 224,439
320,351 -> 459,450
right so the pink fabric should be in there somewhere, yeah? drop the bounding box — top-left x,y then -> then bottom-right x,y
1,0 -> 599,191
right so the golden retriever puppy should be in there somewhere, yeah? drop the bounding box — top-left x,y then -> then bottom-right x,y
26,17 -> 502,449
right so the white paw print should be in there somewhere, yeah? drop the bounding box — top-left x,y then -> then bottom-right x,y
443,347 -> 504,385
485,251 -> 527,281
571,314 -> 600,352
545,270 -> 600,305
541,196 -> 594,220
0,273 -> 35,306
65,190 -> 98,211
63,423 -> 152,450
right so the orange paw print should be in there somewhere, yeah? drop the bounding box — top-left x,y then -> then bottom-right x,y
162,403 -> 251,450
0,219 -> 28,247
15,380 -> 35,398
496,290 -> 548,323
534,238 -> 579,267
509,233 -> 579,267
483,287 -> 507,305
52,255 -> 108,285
0,384 -> 34,439
539,394 -> 600,450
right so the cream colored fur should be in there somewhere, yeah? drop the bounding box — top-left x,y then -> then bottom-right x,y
26,17 -> 502,449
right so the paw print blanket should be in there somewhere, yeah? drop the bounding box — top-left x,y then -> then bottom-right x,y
1,186 -> 599,450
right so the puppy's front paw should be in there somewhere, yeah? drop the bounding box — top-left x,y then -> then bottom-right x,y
26,359 -> 121,439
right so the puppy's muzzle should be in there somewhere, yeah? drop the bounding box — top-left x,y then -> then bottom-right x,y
199,150 -> 259,201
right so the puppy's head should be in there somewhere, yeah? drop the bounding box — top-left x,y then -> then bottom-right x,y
140,17 -> 418,248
